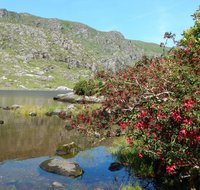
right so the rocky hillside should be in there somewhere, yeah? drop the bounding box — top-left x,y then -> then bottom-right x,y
0,9 -> 163,89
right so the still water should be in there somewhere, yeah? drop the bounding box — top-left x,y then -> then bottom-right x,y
0,90 -> 155,190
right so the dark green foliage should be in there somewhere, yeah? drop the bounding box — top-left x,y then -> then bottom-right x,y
73,79 -> 96,96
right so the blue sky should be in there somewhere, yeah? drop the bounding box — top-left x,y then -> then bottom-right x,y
1,0 -> 199,45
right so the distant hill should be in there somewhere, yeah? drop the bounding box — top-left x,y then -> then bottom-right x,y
0,9 -> 163,89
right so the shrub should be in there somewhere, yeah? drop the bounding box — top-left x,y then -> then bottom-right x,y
70,7 -> 200,189
73,79 -> 96,96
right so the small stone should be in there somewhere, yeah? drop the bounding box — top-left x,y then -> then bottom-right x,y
45,112 -> 53,116
0,120 -> 4,124
29,112 -> 37,116
52,181 -> 64,188
66,104 -> 75,111
108,162 -> 124,172
94,132 -> 101,138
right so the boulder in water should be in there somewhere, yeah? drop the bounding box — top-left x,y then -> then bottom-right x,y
40,159 -> 83,178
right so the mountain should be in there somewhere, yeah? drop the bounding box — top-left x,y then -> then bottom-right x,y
0,9 -> 163,89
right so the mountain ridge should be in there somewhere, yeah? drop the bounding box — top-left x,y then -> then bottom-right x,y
0,9 -> 163,89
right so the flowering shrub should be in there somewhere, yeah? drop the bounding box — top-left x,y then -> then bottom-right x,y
70,7 -> 200,188
131,98 -> 199,175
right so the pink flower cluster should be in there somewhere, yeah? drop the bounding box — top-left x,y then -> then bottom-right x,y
166,163 -> 176,175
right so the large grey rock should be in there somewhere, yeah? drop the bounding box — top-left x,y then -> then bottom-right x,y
53,92 -> 104,103
40,159 -> 83,178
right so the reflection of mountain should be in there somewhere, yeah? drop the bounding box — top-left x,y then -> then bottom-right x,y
0,113 -> 99,161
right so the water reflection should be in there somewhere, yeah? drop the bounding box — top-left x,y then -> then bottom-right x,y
0,147 -> 156,190
0,90 -> 94,161
0,90 -> 156,190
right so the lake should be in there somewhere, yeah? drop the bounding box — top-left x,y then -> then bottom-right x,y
0,90 -> 155,190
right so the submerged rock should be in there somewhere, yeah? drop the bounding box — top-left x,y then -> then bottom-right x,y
40,159 -> 83,178
56,142 -> 81,157
0,120 -> 4,124
108,162 -> 124,172
52,181 -> 65,188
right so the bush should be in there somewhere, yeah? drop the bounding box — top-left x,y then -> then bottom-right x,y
70,7 -> 200,189
73,79 -> 96,96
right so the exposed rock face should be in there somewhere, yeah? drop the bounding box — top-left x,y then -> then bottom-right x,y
0,9 -> 163,88
40,159 -> 83,178
0,9 -> 8,18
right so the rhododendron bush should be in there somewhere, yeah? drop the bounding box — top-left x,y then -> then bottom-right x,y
70,7 -> 200,186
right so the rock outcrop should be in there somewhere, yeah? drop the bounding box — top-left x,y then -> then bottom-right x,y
53,92 -> 104,103
0,9 -> 163,89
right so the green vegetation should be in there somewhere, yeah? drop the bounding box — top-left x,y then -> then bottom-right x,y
132,40 -> 166,56
14,104 -> 66,117
70,7 -> 200,189
0,9 -> 163,89
73,79 -> 97,96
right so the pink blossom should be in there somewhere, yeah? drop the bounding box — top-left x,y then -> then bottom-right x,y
166,163 -> 176,175
134,121 -> 147,129
127,137 -> 133,145
138,152 -> 143,159
194,135 -> 200,142
171,110 -> 181,122
179,128 -> 187,138
157,112 -> 167,120
140,110 -> 148,118
119,121 -> 128,130
149,117 -> 155,123
183,118 -> 192,125
155,125 -> 161,131
183,98 -> 195,110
